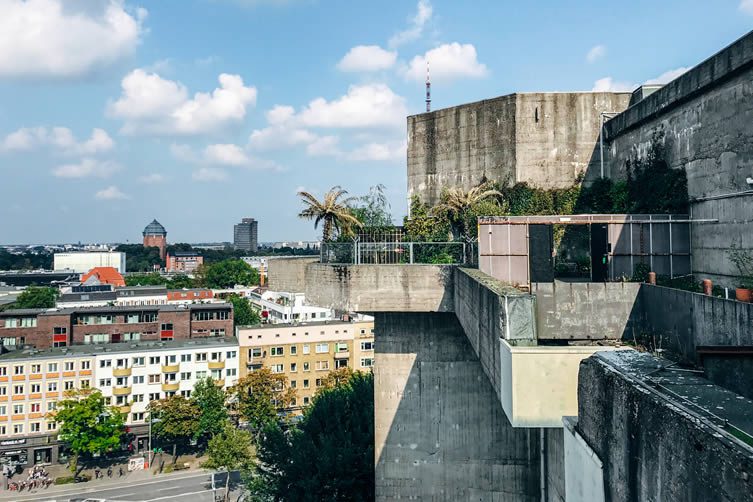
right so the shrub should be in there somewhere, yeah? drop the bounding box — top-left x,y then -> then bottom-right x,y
55,476 -> 74,485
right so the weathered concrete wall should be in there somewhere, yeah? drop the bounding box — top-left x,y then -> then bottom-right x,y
407,92 -> 631,205
266,256 -> 318,292
562,417 -> 604,502
577,351 -> 753,502
407,94 -> 517,206
531,281 -> 642,340
544,428 -> 566,502
374,312 -> 540,501
604,31 -> 753,284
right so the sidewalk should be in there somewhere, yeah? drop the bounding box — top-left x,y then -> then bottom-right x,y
0,466 -> 211,501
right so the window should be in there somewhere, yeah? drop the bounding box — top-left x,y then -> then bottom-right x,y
47,402 -> 56,412
0,405 -> 5,415
270,347 -> 284,357
335,342 -> 348,353
115,377 -> 128,387
226,368 -> 237,377
148,374 -> 160,384
13,404 -> 23,414
360,341 -> 374,351
30,384 -> 40,393
13,424 -> 23,434
302,379 -> 310,389
81,360 -> 91,370
290,380 -> 297,388
196,353 -> 207,362
13,385 -> 23,395
196,370 -> 207,379
290,363 -> 297,372
84,334 -> 110,344
315,343 -> 329,354
290,346 -> 297,356
115,395 -> 128,405
251,348 -> 262,358
360,329 -> 366,335
180,390 -> 191,398
335,359 -> 348,369
0,386 -> 5,396
4,319 -> 16,328
99,379 -> 112,387
210,352 -> 222,361
13,365 -> 23,375
316,361 -> 329,371
47,382 -> 57,392
30,403 -> 40,413
0,367 -> 5,376
99,359 -> 112,368
316,378 -> 322,387
226,351 -> 237,359
132,357 -> 145,367
64,381 -> 74,390
210,369 -> 222,380
132,412 -> 145,422
272,364 -> 284,374
149,357 -> 160,365
30,422 -> 40,433
303,362 -> 310,372
303,397 -> 309,405
20,317 -> 37,328
30,364 -> 41,373
302,344 -> 310,355
47,422 -> 57,431
164,373 -> 177,382
122,333 -> 141,342
0,426 -> 5,435
180,372 -> 191,381
133,375 -> 145,384
133,394 -> 144,403
48,362 -> 58,372
64,361 -> 74,371
149,393 -> 160,401
181,354 -> 192,363
160,323 -> 173,331
210,329 -> 225,337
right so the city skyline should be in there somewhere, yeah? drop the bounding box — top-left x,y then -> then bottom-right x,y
1,0 -> 750,243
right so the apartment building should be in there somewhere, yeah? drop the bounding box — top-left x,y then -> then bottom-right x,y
167,289 -> 215,304
237,320 -> 374,410
0,303 -> 233,349
0,348 -> 94,466
248,290 -> 335,324
0,338 -> 239,467
165,251 -> 204,273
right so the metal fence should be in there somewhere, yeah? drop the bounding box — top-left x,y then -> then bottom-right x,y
320,240 -> 477,266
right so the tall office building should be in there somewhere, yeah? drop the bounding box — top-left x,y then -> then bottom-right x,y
234,218 -> 258,252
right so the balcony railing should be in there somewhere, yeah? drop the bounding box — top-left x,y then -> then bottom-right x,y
161,364 -> 179,373
208,360 -> 225,370
161,382 -> 179,392
112,367 -> 132,377
320,240 -> 477,266
113,386 -> 131,396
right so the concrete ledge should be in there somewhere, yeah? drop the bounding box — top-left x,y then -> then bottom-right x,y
563,416 -> 605,502
501,340 -> 629,427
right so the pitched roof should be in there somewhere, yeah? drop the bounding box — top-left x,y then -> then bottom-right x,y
80,267 -> 126,287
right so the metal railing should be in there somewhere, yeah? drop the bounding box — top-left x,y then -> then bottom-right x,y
320,240 -> 477,266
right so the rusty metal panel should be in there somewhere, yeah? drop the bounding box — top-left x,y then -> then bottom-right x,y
479,222 -> 530,285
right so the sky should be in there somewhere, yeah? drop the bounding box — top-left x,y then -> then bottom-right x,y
0,0 -> 750,245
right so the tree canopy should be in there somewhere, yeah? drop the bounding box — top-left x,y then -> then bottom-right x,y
226,294 -> 261,327
148,395 -> 200,455
197,260 -> 259,289
204,421 -> 256,501
0,248 -> 52,270
192,377 -> 228,441
298,187 -> 363,241
232,368 -> 296,431
14,286 -> 58,308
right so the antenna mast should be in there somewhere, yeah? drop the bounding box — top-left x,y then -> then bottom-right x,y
425,61 -> 431,113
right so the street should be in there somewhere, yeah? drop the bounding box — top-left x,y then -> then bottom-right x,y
0,470 -> 241,502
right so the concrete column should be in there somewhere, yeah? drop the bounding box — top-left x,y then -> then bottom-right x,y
374,312 -> 540,501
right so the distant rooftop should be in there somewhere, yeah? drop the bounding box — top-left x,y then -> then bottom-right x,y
0,302 -> 232,317
237,319 -> 371,330
143,219 -> 167,236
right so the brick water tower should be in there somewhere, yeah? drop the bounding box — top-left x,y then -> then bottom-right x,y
143,219 -> 167,260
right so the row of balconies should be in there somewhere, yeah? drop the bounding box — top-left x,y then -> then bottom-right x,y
0,370 -> 92,382
110,360 -> 226,376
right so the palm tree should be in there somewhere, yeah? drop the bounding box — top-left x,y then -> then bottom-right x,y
298,186 -> 363,241
432,181 -> 502,240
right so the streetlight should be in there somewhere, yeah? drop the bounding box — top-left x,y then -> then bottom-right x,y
147,414 -> 161,467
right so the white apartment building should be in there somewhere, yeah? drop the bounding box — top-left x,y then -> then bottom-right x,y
248,290 -> 335,324
53,252 -> 127,274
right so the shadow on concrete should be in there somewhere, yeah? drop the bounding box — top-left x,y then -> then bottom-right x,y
373,312 -> 540,501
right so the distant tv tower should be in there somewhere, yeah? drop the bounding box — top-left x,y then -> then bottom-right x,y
425,61 -> 431,112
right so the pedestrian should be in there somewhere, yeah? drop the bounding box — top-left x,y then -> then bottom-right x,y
107,466 -> 112,478
118,466 -> 124,477
95,467 -> 101,479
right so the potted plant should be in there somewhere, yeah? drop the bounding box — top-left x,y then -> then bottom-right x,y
728,244 -> 753,302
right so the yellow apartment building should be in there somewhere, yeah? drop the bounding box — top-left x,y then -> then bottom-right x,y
237,319 -> 374,409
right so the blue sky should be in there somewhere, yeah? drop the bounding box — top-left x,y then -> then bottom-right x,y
0,0 -> 750,244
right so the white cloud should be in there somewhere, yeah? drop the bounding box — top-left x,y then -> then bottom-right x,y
52,158 -> 120,178
389,0 -> 433,48
1,127 -> 114,155
299,84 -> 407,129
586,45 -> 606,63
171,142 -> 278,171
740,0 -> 753,15
644,67 -> 689,85
591,77 -> 635,92
108,69 -> 257,135
347,140 -> 406,161
95,185 -> 129,200
337,45 -> 397,72
591,67 -> 690,92
249,126 -> 317,151
203,144 -> 251,166
0,0 -> 146,79
403,43 -> 488,82
306,136 -> 341,157
138,173 -> 165,184
192,167 -> 228,181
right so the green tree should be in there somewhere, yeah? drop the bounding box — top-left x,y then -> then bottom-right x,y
0,248 -> 53,270
226,294 -> 260,327
115,244 -> 163,272
433,181 -> 502,240
232,368 -> 296,431
350,184 -> 393,230
191,377 -> 228,441
53,389 -> 126,473
203,421 -> 255,501
297,186 -> 363,241
148,396 -> 200,462
404,196 -> 451,242
197,260 -> 259,288
252,372 -> 374,501
14,286 -> 58,308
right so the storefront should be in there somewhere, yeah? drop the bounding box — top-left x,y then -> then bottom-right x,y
0,436 -> 62,468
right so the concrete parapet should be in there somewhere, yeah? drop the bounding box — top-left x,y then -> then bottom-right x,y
577,351 -> 753,501
266,256 -> 319,292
